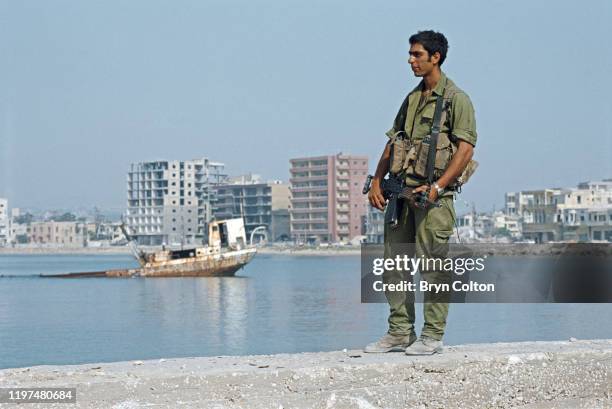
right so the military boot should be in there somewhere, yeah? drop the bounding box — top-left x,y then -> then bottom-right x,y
364,332 -> 417,353
404,335 -> 443,355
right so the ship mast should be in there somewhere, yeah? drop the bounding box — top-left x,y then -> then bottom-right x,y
119,221 -> 146,267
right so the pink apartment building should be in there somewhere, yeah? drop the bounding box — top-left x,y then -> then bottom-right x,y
289,153 -> 369,243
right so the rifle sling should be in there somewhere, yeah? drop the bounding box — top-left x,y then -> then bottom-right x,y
426,94 -> 445,184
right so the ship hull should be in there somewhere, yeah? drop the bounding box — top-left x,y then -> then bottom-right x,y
43,248 -> 256,278
137,248 -> 255,277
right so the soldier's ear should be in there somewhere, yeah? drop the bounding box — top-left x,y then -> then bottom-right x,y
431,51 -> 441,65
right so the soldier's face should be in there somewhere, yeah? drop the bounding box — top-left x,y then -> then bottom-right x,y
408,43 -> 437,77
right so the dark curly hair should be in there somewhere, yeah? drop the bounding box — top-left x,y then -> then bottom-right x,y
409,30 -> 449,66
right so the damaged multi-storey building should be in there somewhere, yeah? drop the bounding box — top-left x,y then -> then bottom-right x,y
126,158 -> 226,246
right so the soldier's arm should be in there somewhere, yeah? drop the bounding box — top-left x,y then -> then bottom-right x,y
436,140 -> 473,190
369,141 -> 391,210
436,92 -> 477,190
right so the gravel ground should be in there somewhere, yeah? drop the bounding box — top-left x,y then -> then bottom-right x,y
1,339 -> 611,409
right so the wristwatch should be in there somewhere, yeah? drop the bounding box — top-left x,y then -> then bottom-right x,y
433,182 -> 444,196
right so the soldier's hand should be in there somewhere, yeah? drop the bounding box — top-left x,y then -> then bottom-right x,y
413,184 -> 437,209
413,185 -> 429,195
368,179 -> 386,211
428,187 -> 438,203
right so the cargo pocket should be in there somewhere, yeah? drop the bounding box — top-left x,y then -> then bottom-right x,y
434,230 -> 453,242
403,142 -> 418,176
430,230 -> 452,259
425,197 -> 456,234
389,132 -> 409,175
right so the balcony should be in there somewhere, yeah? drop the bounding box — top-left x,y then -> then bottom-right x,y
308,217 -> 328,223
290,164 -> 328,172
291,228 -> 330,234
290,175 -> 328,183
291,196 -> 328,202
291,207 -> 328,213
291,196 -> 313,203
290,186 -> 329,193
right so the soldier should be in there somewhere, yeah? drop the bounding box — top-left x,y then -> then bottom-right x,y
365,30 -> 477,355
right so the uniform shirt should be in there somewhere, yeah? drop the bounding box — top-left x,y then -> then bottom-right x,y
386,71 -> 477,186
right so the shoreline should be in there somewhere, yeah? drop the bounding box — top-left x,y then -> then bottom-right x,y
0,246 -> 362,256
1,242 -> 609,257
1,339 -> 610,408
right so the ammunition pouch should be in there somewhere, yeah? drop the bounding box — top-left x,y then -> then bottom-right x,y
389,131 -> 409,175
397,133 -> 454,181
411,133 -> 455,181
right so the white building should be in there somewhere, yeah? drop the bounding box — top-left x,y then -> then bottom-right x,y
365,206 -> 384,244
126,158 -> 226,246
0,198 -> 8,246
506,179 -> 612,242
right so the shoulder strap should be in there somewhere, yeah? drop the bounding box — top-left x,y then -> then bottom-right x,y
392,93 -> 410,136
441,86 -> 459,142
426,94 -> 445,183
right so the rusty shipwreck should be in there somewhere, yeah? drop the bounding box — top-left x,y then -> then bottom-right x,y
43,218 -> 257,278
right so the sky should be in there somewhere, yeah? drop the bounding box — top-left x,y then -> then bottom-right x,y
0,0 -> 611,214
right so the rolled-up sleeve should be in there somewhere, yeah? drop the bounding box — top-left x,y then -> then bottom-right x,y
451,92 -> 477,147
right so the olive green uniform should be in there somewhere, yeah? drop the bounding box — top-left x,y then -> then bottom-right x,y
383,72 -> 477,340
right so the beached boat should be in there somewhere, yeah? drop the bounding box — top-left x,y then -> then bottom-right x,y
43,218 -> 257,278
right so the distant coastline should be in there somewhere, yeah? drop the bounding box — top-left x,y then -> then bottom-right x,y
0,246 -> 361,257
1,242 -> 608,257
0,246 -> 133,255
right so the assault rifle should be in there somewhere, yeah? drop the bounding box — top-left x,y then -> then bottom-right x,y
363,175 -> 441,229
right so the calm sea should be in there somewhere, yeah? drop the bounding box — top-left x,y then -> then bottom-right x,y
1,253 -> 611,369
